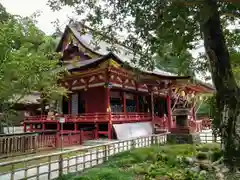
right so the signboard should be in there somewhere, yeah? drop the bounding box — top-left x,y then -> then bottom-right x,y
58,117 -> 65,123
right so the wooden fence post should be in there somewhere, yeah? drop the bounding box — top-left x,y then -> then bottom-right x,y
59,154 -> 63,177
34,135 -> 38,153
103,145 -> 108,162
80,130 -> 84,145
151,135 -> 154,145
131,139 -> 135,149
10,164 -> 14,180
55,132 -> 60,148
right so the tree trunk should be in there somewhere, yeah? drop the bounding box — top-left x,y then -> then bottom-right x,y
200,0 -> 240,170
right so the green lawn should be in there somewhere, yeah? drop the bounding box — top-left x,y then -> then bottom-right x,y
58,143 -> 221,180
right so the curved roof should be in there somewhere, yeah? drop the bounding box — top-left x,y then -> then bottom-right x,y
59,23 -> 179,78
57,22 -> 215,92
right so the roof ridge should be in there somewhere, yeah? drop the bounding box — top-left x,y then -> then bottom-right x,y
67,22 -> 185,77
69,22 -> 135,53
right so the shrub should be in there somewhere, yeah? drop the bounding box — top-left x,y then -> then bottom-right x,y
58,144 -> 217,180
130,148 -> 156,162
210,149 -> 222,162
115,157 -> 137,167
196,143 -> 220,152
132,164 -> 148,174
196,152 -> 208,160
156,153 -> 169,162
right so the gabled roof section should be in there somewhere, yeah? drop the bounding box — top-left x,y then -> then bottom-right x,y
56,25 -> 102,57
56,22 -> 214,92
57,22 -> 179,77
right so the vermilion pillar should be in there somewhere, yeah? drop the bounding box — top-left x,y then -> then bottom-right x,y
42,123 -> 46,131
192,106 -> 196,121
105,87 -> 110,112
56,122 -> 60,147
136,94 -> 139,112
29,124 -> 33,132
105,86 -> 112,139
95,124 -> 99,139
167,89 -> 173,131
123,92 -> 126,113
74,123 -> 78,132
150,91 -> 154,121
23,123 -> 27,132
68,94 -> 71,114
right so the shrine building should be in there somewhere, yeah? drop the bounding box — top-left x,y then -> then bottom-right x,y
23,23 -> 214,146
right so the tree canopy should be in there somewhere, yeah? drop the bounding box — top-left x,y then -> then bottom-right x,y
48,0 -> 239,74
0,4 -> 66,128
48,0 -> 240,170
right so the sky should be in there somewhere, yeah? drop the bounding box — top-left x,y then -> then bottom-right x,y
0,0 -> 73,34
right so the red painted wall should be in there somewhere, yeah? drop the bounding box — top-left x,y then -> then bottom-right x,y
82,87 -> 106,113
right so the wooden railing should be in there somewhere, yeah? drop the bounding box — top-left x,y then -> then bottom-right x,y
0,133 -> 167,180
0,133 -> 38,158
24,112 -> 152,123
37,134 -> 56,149
201,118 -> 212,130
0,130 -> 95,158
24,113 -> 212,132
0,132 -> 220,180
111,112 -> 151,123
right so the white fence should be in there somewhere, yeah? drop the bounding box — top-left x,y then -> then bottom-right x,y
3,127 -> 24,134
0,132 -> 219,180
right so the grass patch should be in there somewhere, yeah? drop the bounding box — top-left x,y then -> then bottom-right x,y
59,143 -> 219,180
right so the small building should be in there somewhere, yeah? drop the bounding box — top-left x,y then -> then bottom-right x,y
23,23 -> 214,146
1,92 -> 41,134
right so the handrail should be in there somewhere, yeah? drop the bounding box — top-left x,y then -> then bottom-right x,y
0,133 -> 168,167
24,112 -> 152,122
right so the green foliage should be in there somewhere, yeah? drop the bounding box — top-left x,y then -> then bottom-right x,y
196,143 -> 222,162
74,168 -> 134,180
207,95 -> 221,135
48,0 -> 239,74
196,101 -> 211,117
155,46 -> 195,76
196,143 -> 220,152
196,152 -> 208,160
0,5 -> 66,127
58,144 -> 219,180
210,149 -> 222,162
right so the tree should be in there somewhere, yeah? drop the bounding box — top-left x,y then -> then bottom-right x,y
0,4 -> 66,131
154,45 -> 195,76
48,0 -> 240,169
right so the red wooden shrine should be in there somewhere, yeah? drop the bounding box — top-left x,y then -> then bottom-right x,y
23,23 -> 214,148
